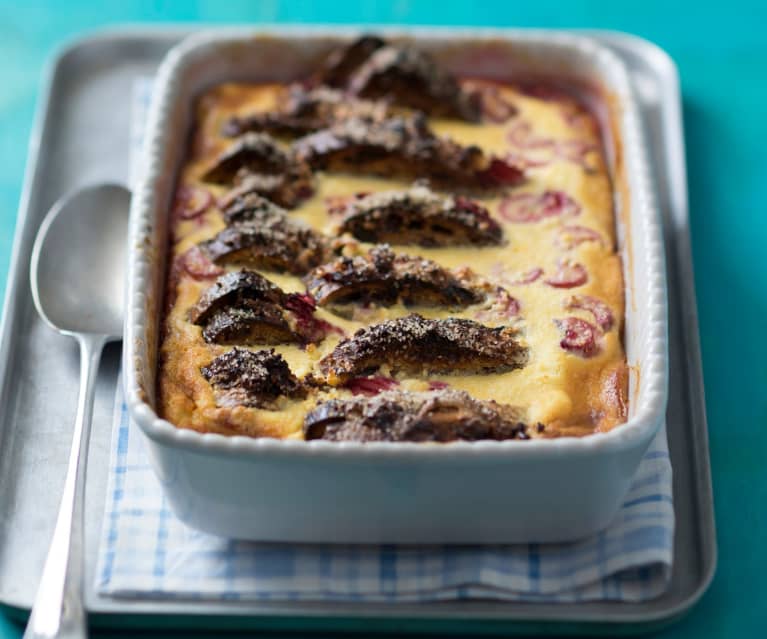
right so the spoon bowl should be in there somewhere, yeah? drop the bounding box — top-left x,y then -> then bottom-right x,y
31,183 -> 130,338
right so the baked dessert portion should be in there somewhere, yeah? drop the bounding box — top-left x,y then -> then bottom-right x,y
202,134 -> 314,208
333,183 -> 504,247
222,86 -> 394,138
158,35 -> 628,441
189,270 -> 331,345
314,35 -> 482,121
318,314 -> 529,385
303,245 -> 489,309
199,198 -> 328,274
304,390 -> 531,442
201,348 -> 306,409
292,113 -> 523,189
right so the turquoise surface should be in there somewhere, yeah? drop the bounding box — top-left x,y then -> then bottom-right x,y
0,1 -> 765,636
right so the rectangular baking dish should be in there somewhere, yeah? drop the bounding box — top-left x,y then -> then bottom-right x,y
125,27 -> 668,544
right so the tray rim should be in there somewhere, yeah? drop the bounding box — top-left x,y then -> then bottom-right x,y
0,24 -> 715,633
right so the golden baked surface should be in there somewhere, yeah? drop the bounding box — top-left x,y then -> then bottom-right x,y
158,43 -> 627,441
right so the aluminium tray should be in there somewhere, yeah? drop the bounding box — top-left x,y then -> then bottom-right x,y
0,27 -> 715,635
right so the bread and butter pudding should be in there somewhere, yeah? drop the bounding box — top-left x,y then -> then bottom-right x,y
158,35 -> 628,442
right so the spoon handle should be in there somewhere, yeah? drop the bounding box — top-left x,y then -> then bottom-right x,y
24,334 -> 106,639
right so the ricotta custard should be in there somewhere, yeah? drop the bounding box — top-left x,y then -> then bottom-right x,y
158,36 -> 627,442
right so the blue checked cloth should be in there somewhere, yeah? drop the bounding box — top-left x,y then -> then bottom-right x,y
95,79 -> 674,603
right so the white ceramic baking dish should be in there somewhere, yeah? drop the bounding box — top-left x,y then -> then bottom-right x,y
125,27 -> 668,544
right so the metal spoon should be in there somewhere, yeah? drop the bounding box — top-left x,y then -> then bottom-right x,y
26,184 -> 131,639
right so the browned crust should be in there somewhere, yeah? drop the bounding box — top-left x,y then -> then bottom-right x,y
201,347 -> 306,409
303,245 -> 486,309
319,314 -> 528,385
304,389 -> 530,442
292,114 -> 524,190
336,183 -> 503,247
200,215 -> 327,275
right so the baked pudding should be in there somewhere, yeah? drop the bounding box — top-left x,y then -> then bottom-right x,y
158,35 -> 628,442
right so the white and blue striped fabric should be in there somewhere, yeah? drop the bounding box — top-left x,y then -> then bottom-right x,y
95,80 -> 674,603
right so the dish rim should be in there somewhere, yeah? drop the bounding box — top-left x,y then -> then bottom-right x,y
125,26 -> 668,460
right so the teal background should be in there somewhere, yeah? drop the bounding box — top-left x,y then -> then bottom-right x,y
0,0 -> 765,636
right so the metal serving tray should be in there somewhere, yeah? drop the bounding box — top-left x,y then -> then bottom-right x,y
0,27 -> 715,634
